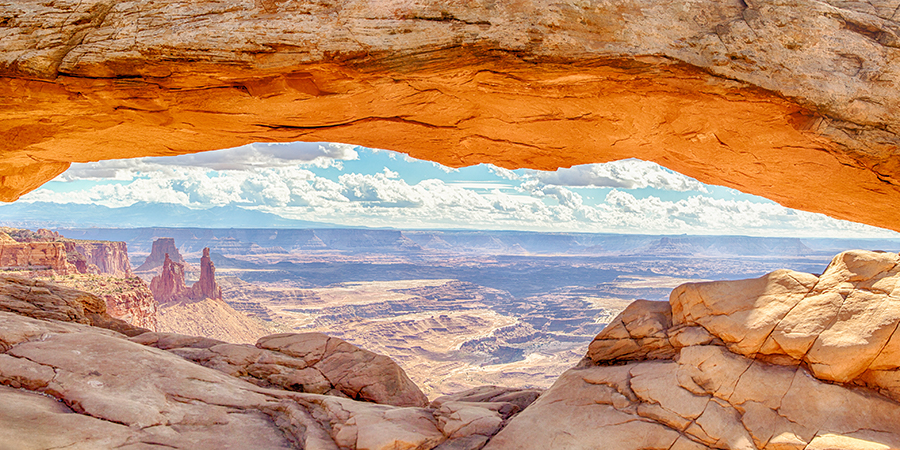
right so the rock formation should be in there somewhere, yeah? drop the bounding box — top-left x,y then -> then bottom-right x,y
133,331 -> 429,408
149,247 -> 223,305
0,275 -> 538,449
1,0 -> 899,232
489,250 -> 900,449
0,227 -> 132,277
49,275 -> 159,332
148,253 -> 188,304
137,237 -> 185,272
0,274 -> 148,337
190,247 -> 222,301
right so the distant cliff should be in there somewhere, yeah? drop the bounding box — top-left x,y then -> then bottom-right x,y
0,231 -> 72,274
136,237 -> 185,272
63,241 -> 132,277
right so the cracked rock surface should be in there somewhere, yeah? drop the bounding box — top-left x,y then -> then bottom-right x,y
492,249 -> 900,449
131,330 -> 430,408
0,276 -> 538,449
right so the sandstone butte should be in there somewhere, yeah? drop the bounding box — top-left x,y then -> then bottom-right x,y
0,0 -> 899,232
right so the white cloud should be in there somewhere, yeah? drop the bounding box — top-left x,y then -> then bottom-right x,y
57,142 -> 358,181
524,159 -> 707,192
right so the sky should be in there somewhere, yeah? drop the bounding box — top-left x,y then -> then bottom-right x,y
12,141 -> 900,238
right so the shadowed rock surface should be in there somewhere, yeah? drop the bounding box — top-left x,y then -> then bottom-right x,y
0,0 -> 899,233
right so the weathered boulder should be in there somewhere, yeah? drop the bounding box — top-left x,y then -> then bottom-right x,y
0,0 -> 899,232
0,309 -> 514,450
133,331 -> 429,408
494,250 -> 900,449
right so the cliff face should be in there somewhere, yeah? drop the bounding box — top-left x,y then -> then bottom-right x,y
0,232 -> 72,274
0,0 -> 899,232
63,241 -> 131,277
136,238 -> 184,272
489,250 -> 900,449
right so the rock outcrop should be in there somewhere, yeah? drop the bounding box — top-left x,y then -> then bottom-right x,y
137,237 -> 185,272
490,250 -> 900,449
0,235 -> 72,274
0,274 -> 148,337
1,0 -> 899,232
133,331 -> 429,408
45,275 -> 159,331
189,247 -> 222,301
149,247 -> 223,305
0,227 -> 132,277
148,253 -> 188,304
0,276 -> 536,450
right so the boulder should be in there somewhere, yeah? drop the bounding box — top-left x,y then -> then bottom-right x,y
133,331 -> 429,408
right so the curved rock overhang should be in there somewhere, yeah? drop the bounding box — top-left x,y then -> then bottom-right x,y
1,0 -> 898,230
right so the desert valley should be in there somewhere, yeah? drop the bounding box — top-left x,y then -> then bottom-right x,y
6,226 -> 899,399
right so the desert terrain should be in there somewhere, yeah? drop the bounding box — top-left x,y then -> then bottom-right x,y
57,227 -> 900,398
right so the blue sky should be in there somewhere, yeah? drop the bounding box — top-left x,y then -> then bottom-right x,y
15,141 -> 900,238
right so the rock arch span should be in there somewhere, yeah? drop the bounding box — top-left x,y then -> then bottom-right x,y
1,0 -> 898,230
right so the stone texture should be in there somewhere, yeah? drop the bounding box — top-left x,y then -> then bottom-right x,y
45,274 -> 159,331
0,0 -> 899,232
0,306 -> 514,449
0,239 -> 72,274
508,250 -> 900,449
189,247 -> 222,301
0,274 -> 148,337
148,252 -> 188,304
134,331 -> 429,408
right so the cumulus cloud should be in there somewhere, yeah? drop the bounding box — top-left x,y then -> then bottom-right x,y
57,142 -> 358,181
524,159 -> 707,192
25,147 -> 897,238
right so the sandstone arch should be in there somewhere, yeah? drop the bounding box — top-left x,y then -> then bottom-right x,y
1,0 -> 898,230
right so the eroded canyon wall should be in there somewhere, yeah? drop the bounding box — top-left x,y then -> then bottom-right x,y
0,0 -> 898,230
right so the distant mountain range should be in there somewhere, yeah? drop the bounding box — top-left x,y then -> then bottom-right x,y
0,202 -> 343,229
52,227 -> 900,257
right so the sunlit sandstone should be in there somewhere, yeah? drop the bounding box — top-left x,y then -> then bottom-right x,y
1,0 -> 898,230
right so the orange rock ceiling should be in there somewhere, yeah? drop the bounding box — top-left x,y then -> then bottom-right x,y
1,0 -> 898,231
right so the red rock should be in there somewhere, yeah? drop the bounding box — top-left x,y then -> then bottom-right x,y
64,241 -> 132,277
189,247 -> 221,301
149,247 -> 221,304
148,253 -> 187,305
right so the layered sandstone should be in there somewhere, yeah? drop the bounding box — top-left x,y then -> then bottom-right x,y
0,235 -> 71,274
0,276 -> 536,450
189,247 -> 222,301
0,0 -> 898,231
44,274 -> 159,331
137,237 -> 185,272
148,253 -> 188,304
491,250 -> 900,449
133,331 -> 429,407
63,241 -> 131,277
